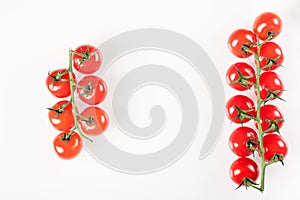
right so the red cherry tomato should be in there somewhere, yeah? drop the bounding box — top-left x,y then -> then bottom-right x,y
78,106 -> 109,136
226,62 -> 256,91
253,12 -> 282,41
259,42 -> 284,71
230,157 -> 259,185
77,75 -> 108,105
46,68 -> 76,98
48,100 -> 74,131
229,127 -> 258,157
256,104 -> 284,133
258,72 -> 284,101
263,134 -> 288,161
53,131 -> 83,160
72,45 -> 102,74
228,29 -> 257,58
226,95 -> 256,124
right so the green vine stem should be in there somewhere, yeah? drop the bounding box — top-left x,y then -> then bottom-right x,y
246,36 -> 281,192
67,49 -> 93,143
253,41 -> 266,192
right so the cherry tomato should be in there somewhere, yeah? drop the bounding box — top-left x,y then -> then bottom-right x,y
48,100 -> 74,131
263,134 -> 288,161
228,29 -> 257,58
226,62 -> 256,91
258,72 -> 283,101
229,127 -> 258,157
253,12 -> 282,41
77,75 -> 107,105
72,45 -> 102,74
256,104 -> 284,133
53,131 -> 82,160
259,42 -> 284,71
46,68 -> 76,98
226,95 -> 256,124
78,106 -> 109,136
229,157 -> 259,185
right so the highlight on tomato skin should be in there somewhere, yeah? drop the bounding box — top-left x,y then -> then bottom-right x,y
225,95 -> 256,124
72,44 -> 102,74
48,100 -> 75,131
263,134 -> 288,161
46,68 -> 76,98
259,42 -> 284,71
228,126 -> 258,157
253,12 -> 282,41
226,62 -> 256,91
77,75 -> 108,105
255,104 -> 284,134
227,29 -> 257,58
229,157 -> 259,185
78,106 -> 109,136
257,71 -> 284,101
53,131 -> 83,160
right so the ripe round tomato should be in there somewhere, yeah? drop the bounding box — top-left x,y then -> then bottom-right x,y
226,95 -> 256,124
53,131 -> 83,160
77,75 -> 107,105
263,134 -> 288,161
48,100 -> 74,131
46,68 -> 76,98
228,29 -> 257,58
259,42 -> 284,71
72,45 -> 102,74
253,12 -> 282,41
226,62 -> 256,91
256,104 -> 284,133
229,157 -> 259,185
258,72 -> 283,101
78,106 -> 109,136
229,127 -> 258,157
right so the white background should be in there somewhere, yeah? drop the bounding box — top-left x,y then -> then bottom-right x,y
0,0 -> 299,199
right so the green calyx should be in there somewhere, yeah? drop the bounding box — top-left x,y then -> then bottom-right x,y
232,105 -> 255,124
72,45 -> 97,67
230,67 -> 254,89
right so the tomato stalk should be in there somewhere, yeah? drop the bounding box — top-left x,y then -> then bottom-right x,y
63,127 -> 77,141
246,37 -> 281,192
67,49 -> 93,143
251,40 -> 266,192
240,36 -> 282,192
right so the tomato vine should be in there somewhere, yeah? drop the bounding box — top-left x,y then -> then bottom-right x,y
226,12 -> 288,192
46,45 -> 108,159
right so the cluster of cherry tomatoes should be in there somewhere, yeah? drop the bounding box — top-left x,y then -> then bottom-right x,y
46,45 -> 109,159
225,12 -> 288,191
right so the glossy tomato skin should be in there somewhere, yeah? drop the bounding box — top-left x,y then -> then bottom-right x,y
230,157 -> 259,185
259,42 -> 284,71
77,75 -> 107,105
53,131 -> 83,160
78,106 -> 109,136
48,100 -> 74,131
256,104 -> 284,133
46,69 -> 76,98
228,29 -> 257,58
253,12 -> 282,41
226,95 -> 256,124
226,62 -> 256,91
73,45 -> 102,74
263,134 -> 288,161
229,127 -> 258,157
258,72 -> 283,100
